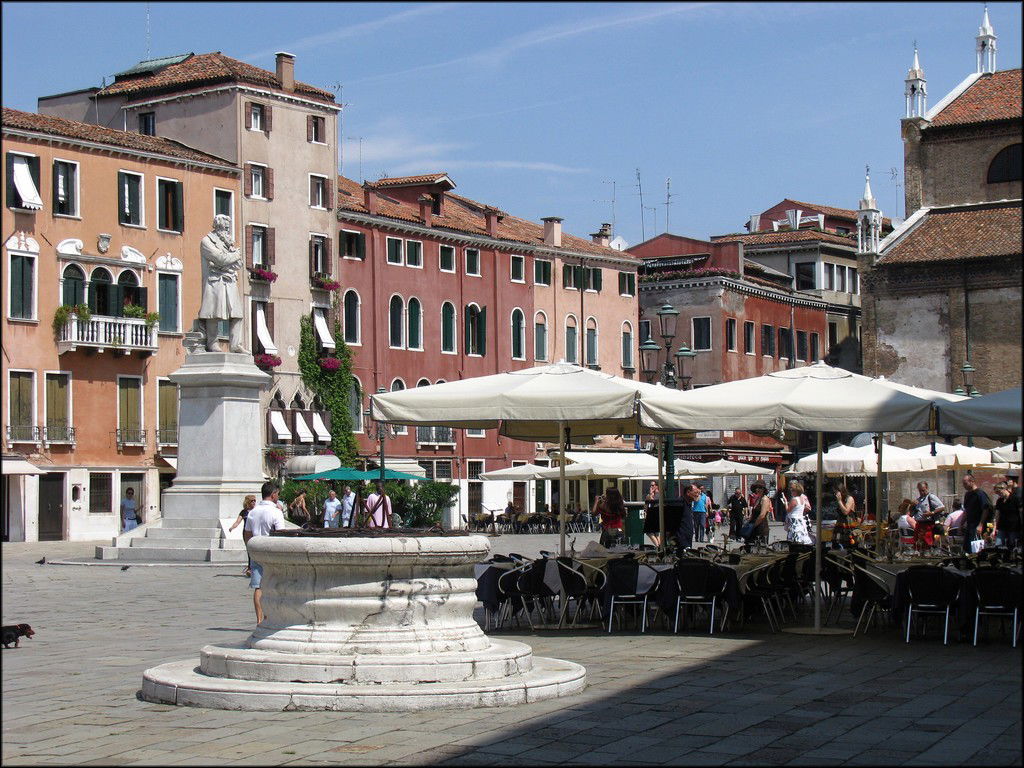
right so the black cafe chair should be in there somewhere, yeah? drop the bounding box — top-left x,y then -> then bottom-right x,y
904,565 -> 961,645
852,565 -> 892,637
972,566 -> 1022,647
606,558 -> 653,633
673,558 -> 729,634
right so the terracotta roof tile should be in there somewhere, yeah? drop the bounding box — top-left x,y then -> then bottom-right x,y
98,52 -> 335,104
336,174 -> 637,260
711,229 -> 858,248
878,202 -> 1022,265
375,173 -> 453,188
930,69 -> 1022,128
1,107 -> 236,166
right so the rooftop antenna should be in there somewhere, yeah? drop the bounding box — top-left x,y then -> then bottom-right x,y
346,136 -> 364,181
645,205 -> 658,235
593,180 -> 617,235
329,83 -> 352,174
889,167 -> 902,220
145,2 -> 151,59
664,177 -> 675,233
635,169 -> 646,242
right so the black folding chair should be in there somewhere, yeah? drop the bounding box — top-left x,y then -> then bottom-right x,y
673,558 -> 729,634
904,565 -> 961,645
606,558 -> 653,633
852,565 -> 892,637
972,566 -> 1022,647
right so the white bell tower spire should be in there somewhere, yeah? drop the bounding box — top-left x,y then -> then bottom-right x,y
976,5 -> 997,74
905,44 -> 927,118
857,166 -> 883,255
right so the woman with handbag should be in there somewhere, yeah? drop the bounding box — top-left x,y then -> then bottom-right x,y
742,483 -> 772,546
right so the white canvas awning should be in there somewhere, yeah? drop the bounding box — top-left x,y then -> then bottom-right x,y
157,456 -> 177,469
269,410 -> 292,441
11,156 -> 43,210
479,463 -> 549,481
675,458 -> 771,476
376,460 -> 427,478
285,454 -> 340,476
293,411 -> 314,443
2,456 -> 45,475
255,304 -> 278,355
313,310 -> 335,350
311,412 -> 332,442
788,443 -> 937,475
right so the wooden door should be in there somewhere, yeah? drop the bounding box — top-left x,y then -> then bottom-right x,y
38,473 -> 65,541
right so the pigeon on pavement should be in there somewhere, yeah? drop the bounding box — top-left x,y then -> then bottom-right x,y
35,557 -> 46,565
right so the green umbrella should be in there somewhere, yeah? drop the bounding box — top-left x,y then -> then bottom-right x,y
367,468 -> 424,482
293,467 -> 370,482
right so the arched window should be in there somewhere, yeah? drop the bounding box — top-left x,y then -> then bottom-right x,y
390,378 -> 407,434
586,317 -> 598,367
88,267 -> 113,315
349,377 -> 363,433
465,303 -> 486,356
510,308 -> 525,360
987,143 -> 1022,184
565,314 -> 578,364
441,302 -> 456,353
389,295 -> 404,348
407,297 -> 422,350
117,269 -> 142,315
417,378 -> 431,387
534,312 -> 548,361
62,264 -> 86,307
271,390 -> 287,409
621,321 -> 634,369
291,393 -> 306,409
343,290 -> 360,344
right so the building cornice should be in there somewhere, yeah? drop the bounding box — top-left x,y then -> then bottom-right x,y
336,209 -> 638,268
1,127 -> 239,173
640,275 -> 831,310
121,83 -> 341,113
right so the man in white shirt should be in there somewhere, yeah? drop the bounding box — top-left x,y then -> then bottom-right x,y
340,485 -> 357,528
323,489 -> 342,528
244,482 -> 286,624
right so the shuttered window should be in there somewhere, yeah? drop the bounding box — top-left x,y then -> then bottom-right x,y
118,377 -> 142,432
441,302 -> 456,353
117,171 -> 143,226
342,230 -> 366,259
158,380 -> 178,444
407,298 -> 422,349
565,322 -> 578,364
439,245 -> 455,271
9,372 -> 34,434
8,253 -> 34,319
53,160 -> 79,216
511,309 -> 525,359
158,273 -> 179,332
45,373 -> 70,441
343,290 -> 360,344
157,178 -> 184,232
62,265 -> 86,307
534,316 -> 547,361
465,305 -> 486,356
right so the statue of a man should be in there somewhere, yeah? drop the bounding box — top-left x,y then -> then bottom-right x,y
198,214 -> 246,353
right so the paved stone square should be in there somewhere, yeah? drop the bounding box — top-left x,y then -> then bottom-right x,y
2,537 -> 1020,766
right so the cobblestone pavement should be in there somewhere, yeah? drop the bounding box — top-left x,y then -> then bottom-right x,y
2,538 -> 1020,766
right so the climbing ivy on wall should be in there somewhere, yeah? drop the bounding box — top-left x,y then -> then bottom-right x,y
297,314 -> 359,466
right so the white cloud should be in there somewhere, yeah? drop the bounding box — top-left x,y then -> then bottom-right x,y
349,2 -> 717,85
242,4 -> 457,62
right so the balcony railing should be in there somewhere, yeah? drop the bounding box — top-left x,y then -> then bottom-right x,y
43,424 -> 76,444
416,426 -> 456,445
6,424 -> 39,443
156,427 -> 178,446
116,428 -> 147,447
57,314 -> 158,355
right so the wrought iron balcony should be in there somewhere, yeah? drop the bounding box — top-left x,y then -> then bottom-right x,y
6,424 -> 39,443
156,427 -> 178,446
416,426 -> 456,446
57,314 -> 158,355
43,424 -> 76,444
116,428 -> 147,447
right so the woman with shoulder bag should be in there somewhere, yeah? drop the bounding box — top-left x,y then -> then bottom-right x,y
742,482 -> 772,546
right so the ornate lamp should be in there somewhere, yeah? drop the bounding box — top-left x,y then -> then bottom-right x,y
639,338 -> 661,384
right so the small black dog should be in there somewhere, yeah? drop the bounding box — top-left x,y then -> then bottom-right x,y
2,624 -> 35,648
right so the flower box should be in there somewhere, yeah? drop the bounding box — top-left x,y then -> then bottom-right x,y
249,266 -> 278,283
266,449 -> 287,463
311,272 -> 341,292
318,356 -> 341,372
254,353 -> 282,369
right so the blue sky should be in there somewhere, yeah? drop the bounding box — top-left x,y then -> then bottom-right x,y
3,2 -> 1020,245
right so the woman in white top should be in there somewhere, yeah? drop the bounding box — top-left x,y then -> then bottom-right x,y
895,499 -> 917,547
785,481 -> 813,545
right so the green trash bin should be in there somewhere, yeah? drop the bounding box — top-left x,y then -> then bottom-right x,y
624,501 -> 645,547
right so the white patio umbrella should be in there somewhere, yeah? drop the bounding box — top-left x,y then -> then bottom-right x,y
903,443 -> 994,469
637,361 -> 967,632
991,442 -> 1022,464
788,444 -> 938,475
676,458 -> 772,476
936,387 -> 1022,437
371,362 -> 677,555
478,463 -> 548,481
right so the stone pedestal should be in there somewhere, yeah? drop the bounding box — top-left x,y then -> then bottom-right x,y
141,533 -> 586,711
161,352 -> 271,522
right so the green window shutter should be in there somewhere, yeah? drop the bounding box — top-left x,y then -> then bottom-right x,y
12,372 -> 33,426
465,306 -> 473,352
158,182 -> 167,228
562,265 -> 571,288
10,254 -> 25,318
478,307 -> 487,357
117,172 -> 126,222
356,232 -> 366,260
173,183 -> 184,232
574,265 -> 583,289
442,304 -> 454,351
159,381 -> 178,430
593,268 -> 602,292
119,379 -> 141,431
158,274 -> 178,332
46,374 -> 68,429
108,283 -> 123,317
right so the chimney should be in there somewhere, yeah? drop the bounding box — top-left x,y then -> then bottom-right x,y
418,194 -> 433,227
542,216 -> 563,247
746,214 -> 761,232
276,52 -> 295,92
483,206 -> 501,237
362,182 -> 378,215
590,222 -> 612,247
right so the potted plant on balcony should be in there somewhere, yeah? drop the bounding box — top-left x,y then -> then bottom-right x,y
266,448 -> 288,465
248,266 -> 278,283
254,353 -> 282,370
52,303 -> 91,334
318,356 -> 341,372
310,272 -> 341,292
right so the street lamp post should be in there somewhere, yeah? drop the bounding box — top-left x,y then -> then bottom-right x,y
961,362 -> 980,446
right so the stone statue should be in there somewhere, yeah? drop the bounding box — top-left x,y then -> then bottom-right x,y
197,214 -> 246,353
